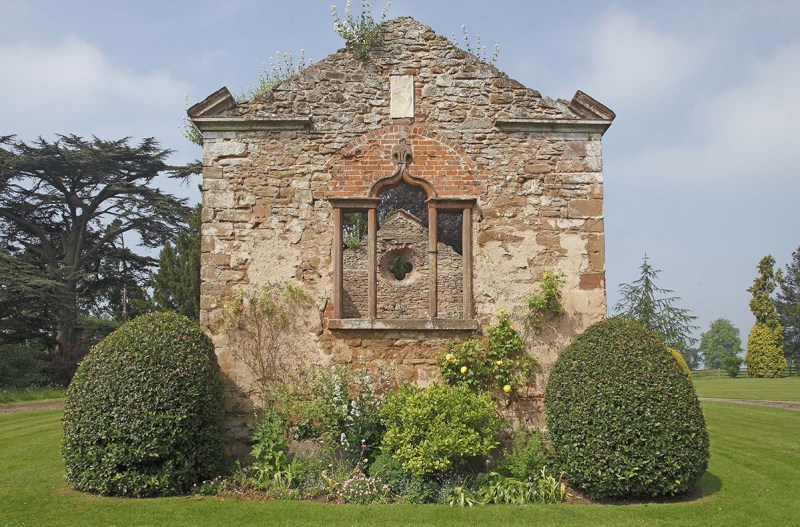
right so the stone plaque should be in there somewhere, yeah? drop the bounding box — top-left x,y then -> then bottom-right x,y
390,75 -> 414,118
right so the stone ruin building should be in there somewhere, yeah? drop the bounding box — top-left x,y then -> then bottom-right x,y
189,16 -> 614,455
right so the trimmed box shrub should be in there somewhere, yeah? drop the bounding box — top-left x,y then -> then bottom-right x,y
380,383 -> 501,477
62,311 -> 224,497
545,317 -> 709,500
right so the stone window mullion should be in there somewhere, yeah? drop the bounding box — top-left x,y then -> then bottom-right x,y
427,204 -> 438,321
367,207 -> 377,319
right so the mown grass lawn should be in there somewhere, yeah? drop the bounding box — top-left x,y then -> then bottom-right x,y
0,387 -> 67,405
693,376 -> 800,401
2,401 -> 798,527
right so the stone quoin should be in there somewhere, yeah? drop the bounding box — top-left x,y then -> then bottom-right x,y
190,16 -> 614,458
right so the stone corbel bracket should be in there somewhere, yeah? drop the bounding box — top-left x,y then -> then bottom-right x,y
188,86 -> 311,132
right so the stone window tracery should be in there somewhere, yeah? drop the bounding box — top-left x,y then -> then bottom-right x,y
328,139 -> 476,330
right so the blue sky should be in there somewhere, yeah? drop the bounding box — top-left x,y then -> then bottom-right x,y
2,0 -> 799,348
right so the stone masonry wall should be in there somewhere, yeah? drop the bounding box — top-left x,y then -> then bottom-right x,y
342,212 -> 463,319
196,17 -> 609,457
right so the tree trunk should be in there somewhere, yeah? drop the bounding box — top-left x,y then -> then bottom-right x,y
53,282 -> 84,386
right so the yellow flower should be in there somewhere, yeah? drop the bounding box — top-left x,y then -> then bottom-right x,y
460,366 -> 468,374
499,309 -> 505,314
445,353 -> 454,361
503,385 -> 511,393
496,360 -> 503,366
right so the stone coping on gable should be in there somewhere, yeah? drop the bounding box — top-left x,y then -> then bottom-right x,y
494,118 -> 613,135
193,116 -> 312,132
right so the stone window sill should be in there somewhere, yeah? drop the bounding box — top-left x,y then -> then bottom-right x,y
326,319 -> 478,331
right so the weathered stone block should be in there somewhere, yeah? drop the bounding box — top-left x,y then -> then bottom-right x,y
568,199 -> 603,218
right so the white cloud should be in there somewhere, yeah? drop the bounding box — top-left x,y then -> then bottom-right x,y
578,9 -> 711,112
0,36 -> 193,154
617,42 -> 800,181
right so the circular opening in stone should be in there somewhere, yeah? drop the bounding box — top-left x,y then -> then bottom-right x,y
381,248 -> 417,283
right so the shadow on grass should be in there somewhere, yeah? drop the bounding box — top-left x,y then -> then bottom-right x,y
698,470 -> 722,498
570,471 -> 722,505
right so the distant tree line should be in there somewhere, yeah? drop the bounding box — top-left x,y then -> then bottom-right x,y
614,250 -> 800,377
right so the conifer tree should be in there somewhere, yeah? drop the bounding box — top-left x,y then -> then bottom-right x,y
152,204 -> 201,320
745,255 -> 787,377
777,247 -> 800,369
0,135 -> 195,355
614,255 -> 698,352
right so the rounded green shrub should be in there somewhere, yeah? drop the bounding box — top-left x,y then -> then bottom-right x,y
545,318 -> 709,500
745,321 -> 787,377
62,311 -> 224,497
380,383 -> 501,477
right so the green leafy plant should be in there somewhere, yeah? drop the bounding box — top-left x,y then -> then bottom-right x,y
62,311 -> 224,497
0,342 -> 52,388
441,481 -> 478,507
368,450 -> 440,504
387,254 -> 412,280
723,354 -> 743,377
475,470 -> 569,505
380,383 -> 501,477
249,408 -> 289,484
496,428 -> 550,480
527,270 -> 566,322
343,212 -> 367,249
331,0 -> 390,59
545,317 -> 709,500
438,313 -> 534,392
746,322 -> 786,378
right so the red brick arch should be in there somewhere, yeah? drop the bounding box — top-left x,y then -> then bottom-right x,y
325,126 -> 483,198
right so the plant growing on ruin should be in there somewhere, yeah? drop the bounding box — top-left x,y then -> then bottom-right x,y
451,25 -> 500,65
438,313 -> 534,393
241,50 -> 310,101
214,282 -> 315,400
331,0 -> 390,59
526,270 -> 566,323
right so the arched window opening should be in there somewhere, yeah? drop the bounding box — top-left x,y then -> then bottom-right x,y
329,138 -> 476,330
